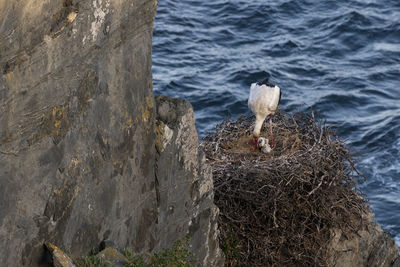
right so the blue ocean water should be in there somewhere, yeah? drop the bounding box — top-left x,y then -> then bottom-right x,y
152,0 -> 400,246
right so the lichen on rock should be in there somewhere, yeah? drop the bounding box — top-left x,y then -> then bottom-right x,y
45,243 -> 75,267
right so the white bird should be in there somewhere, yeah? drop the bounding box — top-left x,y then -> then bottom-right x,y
257,137 -> 272,154
248,77 -> 281,151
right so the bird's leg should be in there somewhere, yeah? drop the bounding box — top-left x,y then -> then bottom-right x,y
269,115 -> 275,148
248,136 -> 258,151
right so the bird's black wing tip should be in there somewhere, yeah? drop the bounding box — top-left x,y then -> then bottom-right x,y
278,90 -> 282,105
258,77 -> 275,87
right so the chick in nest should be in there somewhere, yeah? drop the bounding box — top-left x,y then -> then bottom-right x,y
257,137 -> 272,154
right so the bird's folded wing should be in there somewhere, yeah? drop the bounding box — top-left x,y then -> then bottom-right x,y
248,83 -> 259,110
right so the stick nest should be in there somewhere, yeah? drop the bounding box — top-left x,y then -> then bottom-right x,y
201,111 -> 368,266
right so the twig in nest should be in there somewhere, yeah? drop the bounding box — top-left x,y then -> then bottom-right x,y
201,111 -> 367,266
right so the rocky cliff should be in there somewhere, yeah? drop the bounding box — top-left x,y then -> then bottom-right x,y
0,0 -> 223,266
327,211 -> 399,267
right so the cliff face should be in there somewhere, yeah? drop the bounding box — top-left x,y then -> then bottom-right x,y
154,96 -> 223,266
327,212 -> 399,267
0,1 -> 222,266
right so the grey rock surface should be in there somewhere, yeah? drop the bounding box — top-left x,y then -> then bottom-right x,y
154,95 -> 224,267
0,0 -> 223,266
0,0 -> 158,265
327,211 -> 399,267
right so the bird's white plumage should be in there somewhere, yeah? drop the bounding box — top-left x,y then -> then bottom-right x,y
248,83 -> 281,137
257,137 -> 272,153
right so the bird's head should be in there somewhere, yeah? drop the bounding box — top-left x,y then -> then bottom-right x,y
257,137 -> 267,148
252,122 -> 263,151
253,129 -> 261,139
258,137 -> 272,153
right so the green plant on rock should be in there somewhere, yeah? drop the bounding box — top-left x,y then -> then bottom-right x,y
122,250 -> 147,267
75,255 -> 113,267
220,231 -> 240,267
124,236 -> 194,267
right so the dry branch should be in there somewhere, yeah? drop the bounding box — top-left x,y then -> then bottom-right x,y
201,111 -> 367,266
